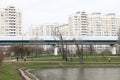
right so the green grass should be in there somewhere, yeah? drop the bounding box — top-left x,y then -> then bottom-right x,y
25,54 -> 120,63
0,54 -> 120,80
0,63 -> 23,80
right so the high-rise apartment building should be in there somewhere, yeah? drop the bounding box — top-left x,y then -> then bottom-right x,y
29,11 -> 120,53
69,11 -> 88,36
69,12 -> 120,36
69,12 -> 120,53
0,6 -> 22,36
88,13 -> 120,52
88,13 -> 120,36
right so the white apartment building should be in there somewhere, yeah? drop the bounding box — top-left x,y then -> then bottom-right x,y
68,12 -> 88,53
0,6 -> 22,36
69,12 -> 120,53
69,11 -> 88,36
88,13 -> 120,52
29,23 -> 62,37
88,13 -> 120,36
29,11 -> 120,53
59,24 -> 69,36
69,12 -> 120,36
29,23 -> 64,51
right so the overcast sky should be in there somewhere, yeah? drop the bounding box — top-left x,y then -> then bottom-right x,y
0,0 -> 120,32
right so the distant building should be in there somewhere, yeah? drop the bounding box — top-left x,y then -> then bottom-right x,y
29,23 -> 69,52
68,12 -> 120,53
69,11 -> 88,36
59,24 -> 69,36
88,13 -> 120,36
0,6 -> 22,36
29,23 -> 65,36
69,12 -> 120,37
29,11 -> 120,53
88,13 -> 120,52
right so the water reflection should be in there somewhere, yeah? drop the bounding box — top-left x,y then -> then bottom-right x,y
30,68 -> 120,80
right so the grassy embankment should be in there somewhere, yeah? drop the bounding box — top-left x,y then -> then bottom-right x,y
0,54 -> 120,80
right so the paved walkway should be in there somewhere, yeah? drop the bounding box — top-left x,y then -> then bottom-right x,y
3,59 -> 17,62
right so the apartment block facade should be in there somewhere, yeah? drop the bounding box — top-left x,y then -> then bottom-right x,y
68,12 -> 120,53
88,13 -> 120,36
30,23 -> 59,36
69,12 -> 88,36
29,11 -> 120,53
0,6 -> 22,36
69,12 -> 120,36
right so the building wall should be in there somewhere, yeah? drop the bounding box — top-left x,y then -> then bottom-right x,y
29,23 -> 63,50
88,13 -> 120,52
29,23 -> 67,37
0,6 -> 22,36
68,12 -> 120,53
59,24 -> 69,36
29,11 -> 120,53
88,13 -> 120,36
69,11 -> 88,36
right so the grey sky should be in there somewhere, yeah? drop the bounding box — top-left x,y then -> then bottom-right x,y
0,0 -> 120,32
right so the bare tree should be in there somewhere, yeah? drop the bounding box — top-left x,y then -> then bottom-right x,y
0,47 -> 5,66
74,39 -> 84,64
45,48 -> 51,54
53,27 -> 67,61
88,45 -> 98,62
102,49 -> 111,62
89,45 -> 94,55
9,45 -> 26,60
117,29 -> 120,44
117,29 -> 120,55
29,36 -> 45,58
24,46 -> 33,56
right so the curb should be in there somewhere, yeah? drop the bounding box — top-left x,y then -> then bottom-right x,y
19,68 -> 32,80
25,69 -> 39,80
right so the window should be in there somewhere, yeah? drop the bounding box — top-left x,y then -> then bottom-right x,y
9,23 -> 15,25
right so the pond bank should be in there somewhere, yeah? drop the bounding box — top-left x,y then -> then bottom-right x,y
1,61 -> 120,80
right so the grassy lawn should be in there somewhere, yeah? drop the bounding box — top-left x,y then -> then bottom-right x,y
0,54 -> 120,80
0,63 -> 23,80
25,54 -> 120,63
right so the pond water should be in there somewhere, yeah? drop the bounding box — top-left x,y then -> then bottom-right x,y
29,68 -> 120,80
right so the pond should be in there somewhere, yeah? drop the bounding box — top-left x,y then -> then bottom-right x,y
29,68 -> 120,80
